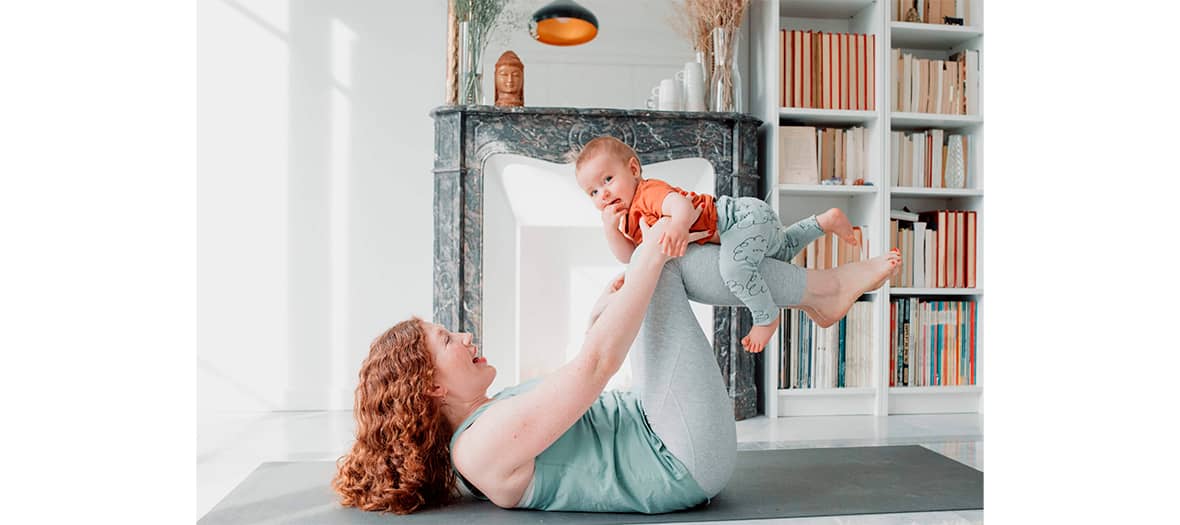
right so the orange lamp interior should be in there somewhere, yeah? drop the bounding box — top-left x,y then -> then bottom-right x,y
534,17 -> 597,46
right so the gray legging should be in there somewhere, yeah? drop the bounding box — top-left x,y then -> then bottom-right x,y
632,244 -> 807,498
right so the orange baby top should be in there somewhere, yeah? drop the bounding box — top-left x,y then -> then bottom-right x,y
622,178 -> 717,245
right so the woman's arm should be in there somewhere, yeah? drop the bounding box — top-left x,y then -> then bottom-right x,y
453,220 -> 693,507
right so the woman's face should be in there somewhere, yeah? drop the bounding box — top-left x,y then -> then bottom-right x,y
422,321 -> 495,399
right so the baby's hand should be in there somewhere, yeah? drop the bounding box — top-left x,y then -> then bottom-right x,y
601,202 -> 625,232
658,222 -> 692,257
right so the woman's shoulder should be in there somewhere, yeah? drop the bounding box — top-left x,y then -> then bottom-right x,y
451,381 -> 545,508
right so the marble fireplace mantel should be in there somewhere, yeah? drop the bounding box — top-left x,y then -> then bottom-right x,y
430,105 -> 765,419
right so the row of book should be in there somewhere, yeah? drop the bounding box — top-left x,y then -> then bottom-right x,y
892,0 -> 973,26
779,302 -> 874,389
890,209 -> 977,289
778,125 -> 872,186
779,30 -> 876,111
892,49 -> 979,115
890,130 -> 971,189
790,229 -> 870,271
890,298 -> 977,387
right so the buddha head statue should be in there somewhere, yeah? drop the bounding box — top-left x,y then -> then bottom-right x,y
494,51 -> 524,107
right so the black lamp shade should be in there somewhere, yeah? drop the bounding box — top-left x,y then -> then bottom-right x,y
529,0 -> 598,46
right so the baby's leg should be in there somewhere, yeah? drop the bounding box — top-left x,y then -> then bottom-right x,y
677,244 -> 901,328
717,205 -> 783,353
770,209 -> 858,263
633,258 -> 736,499
771,214 -> 824,262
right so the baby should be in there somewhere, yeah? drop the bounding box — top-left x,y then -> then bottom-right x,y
574,136 -> 899,353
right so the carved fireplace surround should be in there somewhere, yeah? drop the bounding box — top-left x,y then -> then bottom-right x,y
430,105 -> 765,419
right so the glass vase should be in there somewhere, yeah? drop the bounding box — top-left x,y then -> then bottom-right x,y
459,20 -> 483,105
709,27 -> 743,112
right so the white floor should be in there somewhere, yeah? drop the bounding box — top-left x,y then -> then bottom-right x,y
198,411 -> 983,523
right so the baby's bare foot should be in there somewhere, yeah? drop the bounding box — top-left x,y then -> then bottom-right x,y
803,251 -> 901,328
817,208 -> 858,246
741,320 -> 779,353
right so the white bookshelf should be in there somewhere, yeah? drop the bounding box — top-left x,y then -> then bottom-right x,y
779,183 -> 878,196
890,288 -> 982,296
748,0 -> 984,418
779,107 -> 877,125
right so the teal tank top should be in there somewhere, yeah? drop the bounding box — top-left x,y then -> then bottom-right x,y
449,379 -> 708,514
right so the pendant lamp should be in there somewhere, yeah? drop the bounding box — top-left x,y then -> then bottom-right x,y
529,0 -> 598,46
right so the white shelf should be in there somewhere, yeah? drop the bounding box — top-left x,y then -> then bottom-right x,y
779,107 -> 878,126
779,0 -> 875,19
779,387 -> 876,396
778,184 -> 878,196
890,22 -> 982,50
889,386 -> 981,395
776,386 -> 876,417
890,187 -> 982,198
890,288 -> 982,296
891,112 -> 982,129
888,385 -> 981,414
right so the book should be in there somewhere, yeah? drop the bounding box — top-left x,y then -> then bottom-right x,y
802,31 -> 811,108
821,128 -> 837,183
835,126 -> 845,183
966,211 -> 976,288
910,220 -> 920,286
781,30 -> 789,107
812,31 -> 822,108
858,34 -> 868,110
779,126 -> 819,184
946,212 -> 957,288
868,34 -> 876,110
822,32 -> 832,109
845,128 -> 859,185
918,210 -> 948,287
930,129 -> 944,188
955,210 -> 967,288
841,33 -> 850,110
924,229 -> 936,288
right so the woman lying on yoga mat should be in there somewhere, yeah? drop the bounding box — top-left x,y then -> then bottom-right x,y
332,217 -> 900,515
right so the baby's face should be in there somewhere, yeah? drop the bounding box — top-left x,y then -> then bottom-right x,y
575,154 -> 640,212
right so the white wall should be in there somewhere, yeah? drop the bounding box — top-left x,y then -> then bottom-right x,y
481,0 -> 697,109
198,0 -> 700,413
199,0 -> 445,412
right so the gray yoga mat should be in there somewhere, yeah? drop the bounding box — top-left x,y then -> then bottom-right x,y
199,445 -> 982,524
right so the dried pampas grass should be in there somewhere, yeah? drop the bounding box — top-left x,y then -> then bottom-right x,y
669,0 -> 750,108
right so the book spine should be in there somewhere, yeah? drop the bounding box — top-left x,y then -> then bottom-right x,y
838,317 -> 846,387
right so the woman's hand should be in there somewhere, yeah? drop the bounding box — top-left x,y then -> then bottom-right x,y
635,214 -> 711,263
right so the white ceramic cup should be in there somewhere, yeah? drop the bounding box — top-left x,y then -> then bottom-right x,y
657,78 -> 682,111
678,62 -> 706,111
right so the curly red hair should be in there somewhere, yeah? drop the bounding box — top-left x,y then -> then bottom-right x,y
332,317 -> 458,514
